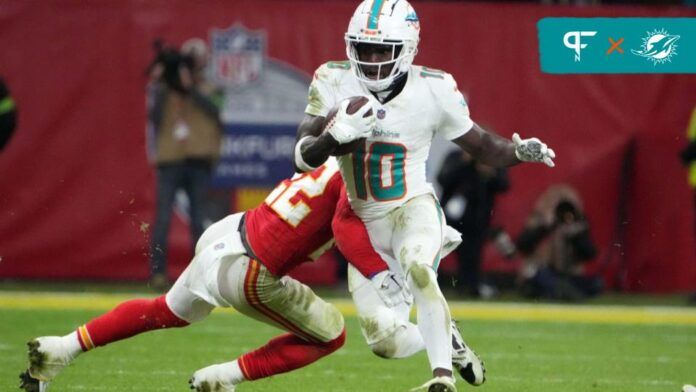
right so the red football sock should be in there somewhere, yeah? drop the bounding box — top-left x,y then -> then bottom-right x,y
76,295 -> 188,351
238,329 -> 346,381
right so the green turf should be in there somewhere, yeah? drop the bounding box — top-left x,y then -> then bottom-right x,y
1,309 -> 695,391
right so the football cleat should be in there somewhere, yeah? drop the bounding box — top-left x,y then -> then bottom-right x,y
19,370 -> 48,392
189,364 -> 236,392
410,376 -> 457,392
451,320 -> 486,386
25,337 -> 76,383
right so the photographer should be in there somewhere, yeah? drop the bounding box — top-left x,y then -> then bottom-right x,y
146,38 -> 223,291
515,185 -> 601,301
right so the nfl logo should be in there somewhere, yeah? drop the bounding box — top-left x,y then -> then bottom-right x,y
377,109 -> 386,119
210,24 -> 266,88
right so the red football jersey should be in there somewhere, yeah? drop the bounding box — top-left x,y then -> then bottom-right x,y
245,159 -> 343,276
244,159 -> 387,278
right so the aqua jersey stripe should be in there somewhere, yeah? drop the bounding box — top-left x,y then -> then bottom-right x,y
367,0 -> 385,30
432,200 -> 444,271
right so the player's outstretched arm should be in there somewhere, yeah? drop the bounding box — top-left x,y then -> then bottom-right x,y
293,114 -> 338,173
452,123 -> 555,168
452,123 -> 519,167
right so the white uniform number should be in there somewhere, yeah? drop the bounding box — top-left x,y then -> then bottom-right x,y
264,166 -> 335,227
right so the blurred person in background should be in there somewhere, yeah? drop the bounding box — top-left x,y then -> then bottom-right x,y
515,185 -> 601,302
437,149 -> 512,299
146,38 -> 223,291
679,107 -> 696,304
0,76 -> 17,151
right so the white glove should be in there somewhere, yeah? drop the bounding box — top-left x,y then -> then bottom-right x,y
370,270 -> 408,308
326,98 -> 376,144
512,133 -> 556,167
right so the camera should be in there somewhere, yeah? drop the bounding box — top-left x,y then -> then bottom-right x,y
554,200 -> 580,224
146,39 -> 195,93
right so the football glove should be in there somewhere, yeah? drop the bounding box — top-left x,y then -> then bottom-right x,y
326,98 -> 376,144
370,270 -> 408,308
512,133 -> 556,167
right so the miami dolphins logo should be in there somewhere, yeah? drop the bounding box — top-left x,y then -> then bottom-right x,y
405,11 -> 420,31
631,29 -> 680,65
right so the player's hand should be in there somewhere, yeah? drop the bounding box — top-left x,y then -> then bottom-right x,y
370,270 -> 408,307
327,97 -> 376,144
512,133 -> 556,167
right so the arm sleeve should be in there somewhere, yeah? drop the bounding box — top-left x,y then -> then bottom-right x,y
435,73 -> 474,141
304,64 -> 336,118
331,189 -> 388,278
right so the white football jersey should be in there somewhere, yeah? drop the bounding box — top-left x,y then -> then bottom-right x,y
305,61 -> 474,220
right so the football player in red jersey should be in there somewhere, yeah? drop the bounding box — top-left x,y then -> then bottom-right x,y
20,158 -> 397,392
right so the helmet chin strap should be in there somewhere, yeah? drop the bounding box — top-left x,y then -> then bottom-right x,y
367,71 -> 407,92
367,71 -> 408,103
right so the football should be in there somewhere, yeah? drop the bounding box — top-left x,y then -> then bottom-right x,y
324,96 -> 373,156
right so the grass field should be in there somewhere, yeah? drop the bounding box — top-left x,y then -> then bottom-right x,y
1,292 -> 695,391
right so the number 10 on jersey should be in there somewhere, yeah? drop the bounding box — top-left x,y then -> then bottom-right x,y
352,141 -> 407,201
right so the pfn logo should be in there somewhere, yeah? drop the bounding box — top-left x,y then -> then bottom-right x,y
563,31 -> 597,62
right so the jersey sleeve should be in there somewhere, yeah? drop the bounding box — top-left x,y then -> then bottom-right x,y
435,73 -> 474,141
304,63 -> 338,118
331,189 -> 389,278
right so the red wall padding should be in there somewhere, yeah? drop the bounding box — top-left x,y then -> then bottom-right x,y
0,1 -> 694,292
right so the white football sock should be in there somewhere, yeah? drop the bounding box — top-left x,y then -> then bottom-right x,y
390,322 -> 425,358
216,360 -> 246,385
62,331 -> 84,358
408,265 -> 453,372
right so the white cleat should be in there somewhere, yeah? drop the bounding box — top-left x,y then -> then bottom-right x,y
189,364 -> 237,392
411,376 -> 457,392
451,320 -> 486,386
27,337 -> 75,382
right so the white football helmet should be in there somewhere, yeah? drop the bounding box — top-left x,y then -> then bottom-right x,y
345,0 -> 420,92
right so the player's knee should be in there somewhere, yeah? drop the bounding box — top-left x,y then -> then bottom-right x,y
164,290 -> 212,324
359,308 -> 401,358
369,334 -> 400,359
406,263 -> 436,290
322,328 -> 346,353
406,263 -> 443,300
321,304 -> 345,343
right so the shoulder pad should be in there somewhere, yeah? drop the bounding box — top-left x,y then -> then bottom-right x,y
313,61 -> 352,82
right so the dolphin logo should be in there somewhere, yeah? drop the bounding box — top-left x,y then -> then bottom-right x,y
632,30 -> 680,64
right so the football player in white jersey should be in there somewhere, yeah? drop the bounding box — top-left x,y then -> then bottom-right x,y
294,1 -> 556,391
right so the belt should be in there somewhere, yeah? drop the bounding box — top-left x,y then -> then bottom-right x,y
238,213 -> 261,262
